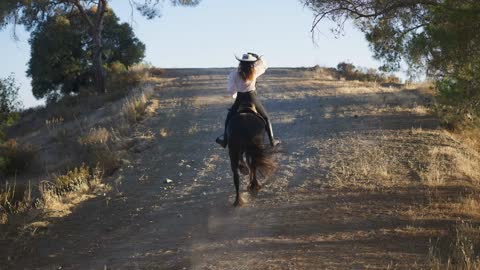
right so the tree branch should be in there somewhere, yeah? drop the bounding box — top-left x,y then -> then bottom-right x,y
70,0 -> 94,29
95,0 -> 108,28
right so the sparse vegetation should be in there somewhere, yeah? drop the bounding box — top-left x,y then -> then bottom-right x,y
429,222 -> 480,270
305,0 -> 480,138
148,67 -> 166,77
0,182 -> 31,225
0,164 -> 106,228
81,144 -> 120,176
336,62 -> 401,84
0,182 -> 30,214
77,127 -> 119,175
106,63 -> 151,95
39,164 -> 104,209
419,147 -> 451,186
0,139 -> 36,177
328,135 -> 398,189
78,127 -> 111,145
122,86 -> 153,124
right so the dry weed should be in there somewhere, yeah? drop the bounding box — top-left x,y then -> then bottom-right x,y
457,195 -> 480,217
0,182 -> 32,224
159,128 -> 168,137
429,222 -> 480,270
122,86 -> 153,124
39,165 -> 103,210
454,151 -> 480,183
78,127 -> 111,145
420,142 -> 480,185
419,147 -> 453,186
80,143 -> 120,176
328,136 -> 398,189
45,116 -> 64,133
188,123 -> 199,134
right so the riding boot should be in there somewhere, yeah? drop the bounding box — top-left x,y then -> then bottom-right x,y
266,120 -> 280,147
216,111 -> 233,148
215,133 -> 227,148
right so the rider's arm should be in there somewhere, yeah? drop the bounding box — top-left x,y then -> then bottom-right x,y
254,57 -> 268,78
228,72 -> 237,99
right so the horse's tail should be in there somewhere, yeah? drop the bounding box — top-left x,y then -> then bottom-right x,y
245,141 -> 276,176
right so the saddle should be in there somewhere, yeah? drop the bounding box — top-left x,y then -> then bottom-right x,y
238,103 -> 258,114
236,103 -> 266,124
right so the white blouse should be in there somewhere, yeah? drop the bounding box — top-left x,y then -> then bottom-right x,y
228,57 -> 268,99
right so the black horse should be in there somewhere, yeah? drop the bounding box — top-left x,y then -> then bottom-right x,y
227,110 -> 276,207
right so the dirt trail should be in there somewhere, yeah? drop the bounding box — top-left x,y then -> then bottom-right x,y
6,68 -> 445,269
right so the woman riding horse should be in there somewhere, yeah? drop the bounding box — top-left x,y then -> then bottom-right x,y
216,52 -> 280,148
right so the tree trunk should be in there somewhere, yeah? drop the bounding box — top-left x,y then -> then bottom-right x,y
92,29 -> 106,94
75,0 -> 107,94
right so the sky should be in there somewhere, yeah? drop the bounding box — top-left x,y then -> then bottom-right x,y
0,0 -> 394,108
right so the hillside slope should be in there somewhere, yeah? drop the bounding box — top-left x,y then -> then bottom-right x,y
3,68 -> 480,269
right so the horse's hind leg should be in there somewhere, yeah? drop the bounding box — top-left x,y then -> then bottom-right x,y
247,161 -> 262,194
230,150 -> 244,207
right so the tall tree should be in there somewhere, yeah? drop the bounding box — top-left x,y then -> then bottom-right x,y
27,10 -> 146,101
0,0 -> 200,94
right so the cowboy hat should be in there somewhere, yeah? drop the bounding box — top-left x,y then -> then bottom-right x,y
235,53 -> 259,62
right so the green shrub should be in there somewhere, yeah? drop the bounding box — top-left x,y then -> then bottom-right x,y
335,62 -> 400,83
0,74 -> 22,140
0,140 -> 36,176
109,61 -> 127,74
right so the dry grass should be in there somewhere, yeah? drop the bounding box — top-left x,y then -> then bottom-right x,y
457,195 -> 480,217
419,147 -> 451,186
429,222 -> 480,270
159,128 -> 168,137
78,127 -> 111,145
453,150 -> 480,184
0,182 -> 31,224
301,65 -> 337,80
77,127 -> 120,176
445,126 -> 480,157
328,135 -> 399,189
417,141 -> 480,187
122,86 -> 154,124
0,71 -> 157,239
148,67 -> 165,77
45,116 -> 64,134
83,144 -> 120,176
39,164 -> 105,211
407,131 -> 480,269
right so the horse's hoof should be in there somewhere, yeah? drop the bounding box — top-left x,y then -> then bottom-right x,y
233,197 -> 245,207
248,184 -> 262,194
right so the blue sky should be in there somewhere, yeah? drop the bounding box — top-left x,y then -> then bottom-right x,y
0,0 -> 389,108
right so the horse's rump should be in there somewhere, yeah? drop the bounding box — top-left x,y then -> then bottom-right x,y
227,112 -> 275,176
